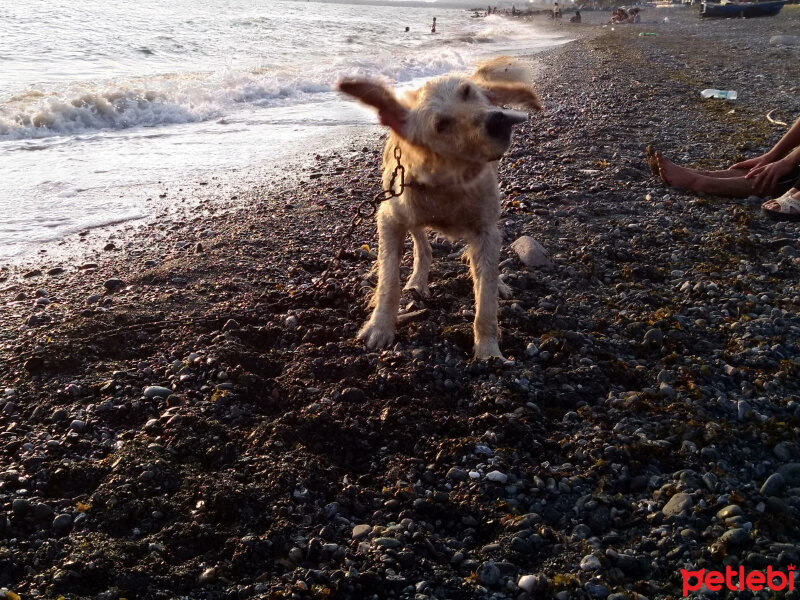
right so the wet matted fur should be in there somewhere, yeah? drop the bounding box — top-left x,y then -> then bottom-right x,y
338,57 -> 541,359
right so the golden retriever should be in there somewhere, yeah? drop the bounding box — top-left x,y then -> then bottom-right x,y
338,57 -> 541,359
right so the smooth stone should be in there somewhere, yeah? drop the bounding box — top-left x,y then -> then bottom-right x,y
143,386 -> 173,399
760,473 -> 786,497
716,505 -> 742,520
770,35 -> 800,46
446,467 -> 469,482
52,513 -> 73,534
486,470 -> 508,484
580,555 -> 601,571
69,419 -> 86,433
585,581 -> 610,598
477,561 -> 501,586
720,528 -> 749,546
738,400 -> 752,421
642,328 -> 664,346
12,498 -> 32,516
662,492 -> 693,517
103,278 -> 125,293
373,537 -> 401,549
33,503 -> 55,521
352,524 -> 371,539
340,387 -> 366,403
518,574 -> 542,593
511,236 -> 553,269
777,463 -> 800,487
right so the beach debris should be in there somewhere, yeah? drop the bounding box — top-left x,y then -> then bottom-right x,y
766,109 -> 788,127
700,89 -> 738,100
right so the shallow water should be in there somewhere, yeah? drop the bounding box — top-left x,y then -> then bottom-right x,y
0,0 -> 570,261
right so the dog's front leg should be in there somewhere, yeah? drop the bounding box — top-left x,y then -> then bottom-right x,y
403,228 -> 432,296
358,212 -> 405,349
467,227 -> 504,359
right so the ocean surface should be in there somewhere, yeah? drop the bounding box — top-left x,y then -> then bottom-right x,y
0,0 -> 570,262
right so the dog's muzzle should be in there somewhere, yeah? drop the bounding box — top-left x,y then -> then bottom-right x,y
486,110 -> 528,142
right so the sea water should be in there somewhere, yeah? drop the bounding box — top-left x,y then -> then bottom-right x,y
0,0 -> 569,261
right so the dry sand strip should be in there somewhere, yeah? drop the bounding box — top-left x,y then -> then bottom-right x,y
1,8 -> 800,600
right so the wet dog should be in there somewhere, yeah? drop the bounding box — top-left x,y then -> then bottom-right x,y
338,57 -> 541,359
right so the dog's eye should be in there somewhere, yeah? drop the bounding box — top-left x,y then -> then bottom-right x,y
461,85 -> 472,101
435,117 -> 453,134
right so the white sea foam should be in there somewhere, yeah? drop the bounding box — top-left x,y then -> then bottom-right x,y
0,0 -> 571,260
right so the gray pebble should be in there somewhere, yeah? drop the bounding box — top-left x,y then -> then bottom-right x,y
580,554 -> 601,571
352,524 -> 371,539
12,498 -> 32,516
33,503 -> 55,522
720,527 -> 749,546
104,278 -> 126,293
52,513 -> 73,534
760,473 -> 786,497
716,505 -> 742,520
143,386 -> 173,399
477,561 -> 501,586
446,467 -> 468,482
642,328 -> 663,346
662,492 -> 693,518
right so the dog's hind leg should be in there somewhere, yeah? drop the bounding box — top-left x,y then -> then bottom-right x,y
467,227 -> 504,360
403,228 -> 432,297
358,213 -> 405,349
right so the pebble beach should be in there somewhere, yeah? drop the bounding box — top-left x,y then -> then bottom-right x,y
1,7 -> 800,600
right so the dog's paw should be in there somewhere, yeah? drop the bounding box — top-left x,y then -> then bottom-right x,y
403,280 -> 430,297
358,318 -> 396,349
498,279 -> 512,299
474,339 -> 504,360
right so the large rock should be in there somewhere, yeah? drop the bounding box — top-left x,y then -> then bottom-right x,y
770,35 -> 800,47
511,236 -> 553,269
662,492 -> 693,517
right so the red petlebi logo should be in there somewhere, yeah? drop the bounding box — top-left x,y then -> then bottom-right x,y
682,564 -> 795,596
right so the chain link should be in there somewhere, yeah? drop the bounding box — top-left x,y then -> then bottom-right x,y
313,145 -> 410,285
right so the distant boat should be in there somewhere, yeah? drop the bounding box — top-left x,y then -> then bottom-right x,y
700,0 -> 786,17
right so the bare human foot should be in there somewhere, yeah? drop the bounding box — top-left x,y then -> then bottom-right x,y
655,152 -> 700,191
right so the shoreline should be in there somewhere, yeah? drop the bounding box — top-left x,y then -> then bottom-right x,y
2,9 -> 800,600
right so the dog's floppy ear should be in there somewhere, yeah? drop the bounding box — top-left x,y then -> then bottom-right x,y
337,79 -> 409,136
477,82 -> 542,111
471,56 -> 542,111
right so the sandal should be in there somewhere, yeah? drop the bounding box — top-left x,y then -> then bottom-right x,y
762,189 -> 800,221
644,145 -> 660,177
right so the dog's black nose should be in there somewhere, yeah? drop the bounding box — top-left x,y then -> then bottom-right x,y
486,111 -> 527,140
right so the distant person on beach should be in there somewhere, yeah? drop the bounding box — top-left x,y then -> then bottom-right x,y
553,2 -> 562,18
431,17 -> 436,33
610,8 -> 629,23
647,115 -> 800,220
570,9 -> 581,22
627,7 -> 641,23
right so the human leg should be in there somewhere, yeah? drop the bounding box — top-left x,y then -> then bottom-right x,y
655,152 -> 758,197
